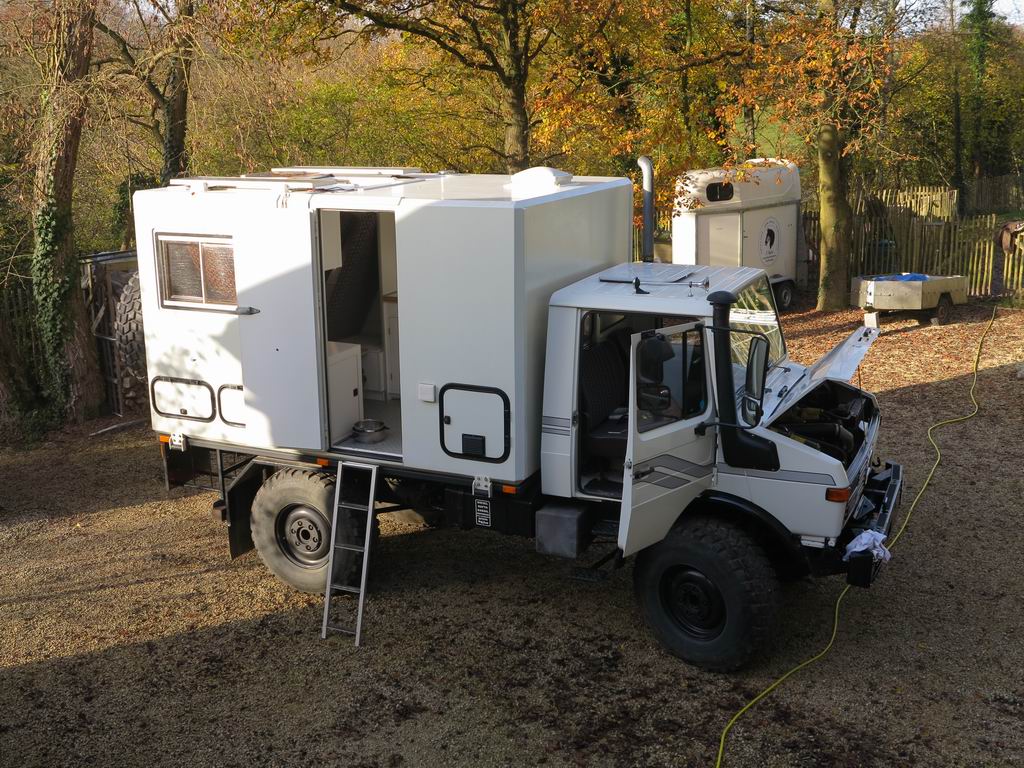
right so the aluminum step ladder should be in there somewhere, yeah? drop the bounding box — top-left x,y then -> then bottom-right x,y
320,461 -> 377,645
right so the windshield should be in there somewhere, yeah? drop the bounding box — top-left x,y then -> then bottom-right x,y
728,276 -> 786,368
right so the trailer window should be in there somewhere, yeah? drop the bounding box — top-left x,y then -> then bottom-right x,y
706,182 -> 734,202
158,238 -> 236,307
636,328 -> 707,432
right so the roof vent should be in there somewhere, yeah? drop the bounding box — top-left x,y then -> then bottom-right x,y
510,166 -> 573,196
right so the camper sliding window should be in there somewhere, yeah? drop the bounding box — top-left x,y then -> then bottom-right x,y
157,236 -> 237,310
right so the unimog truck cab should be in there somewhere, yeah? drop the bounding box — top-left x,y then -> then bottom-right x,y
134,164 -> 901,670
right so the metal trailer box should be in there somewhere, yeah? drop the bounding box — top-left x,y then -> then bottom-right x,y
670,159 -> 801,300
850,274 -> 969,311
133,166 -> 631,486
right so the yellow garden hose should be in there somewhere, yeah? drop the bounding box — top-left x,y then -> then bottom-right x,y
714,303 -> 999,768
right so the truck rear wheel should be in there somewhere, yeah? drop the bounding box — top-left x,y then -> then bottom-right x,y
251,468 -> 359,593
633,516 -> 780,671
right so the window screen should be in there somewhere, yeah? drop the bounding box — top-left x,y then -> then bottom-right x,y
159,238 -> 236,307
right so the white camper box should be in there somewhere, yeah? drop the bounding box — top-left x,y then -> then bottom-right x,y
133,167 -> 631,484
670,159 -> 801,308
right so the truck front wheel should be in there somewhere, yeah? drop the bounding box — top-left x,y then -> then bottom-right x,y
633,517 -> 780,671
251,468 -> 359,593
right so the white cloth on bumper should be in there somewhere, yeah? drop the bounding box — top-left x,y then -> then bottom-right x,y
843,530 -> 892,563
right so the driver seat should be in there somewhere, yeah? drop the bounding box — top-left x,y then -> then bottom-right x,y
579,340 -> 629,459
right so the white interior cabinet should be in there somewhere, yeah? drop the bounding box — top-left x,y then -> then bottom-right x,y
326,341 -> 363,442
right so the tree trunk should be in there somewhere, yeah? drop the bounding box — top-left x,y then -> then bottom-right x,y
816,124 -> 852,311
743,0 -> 756,156
160,0 -> 194,184
952,66 -> 964,215
30,0 -> 103,423
502,80 -> 530,173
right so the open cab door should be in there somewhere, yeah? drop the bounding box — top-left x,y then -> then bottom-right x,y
619,323 -> 716,556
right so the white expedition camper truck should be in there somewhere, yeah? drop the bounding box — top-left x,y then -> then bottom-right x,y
134,164 -> 902,670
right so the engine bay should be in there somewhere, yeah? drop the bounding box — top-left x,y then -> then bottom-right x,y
770,381 -> 876,468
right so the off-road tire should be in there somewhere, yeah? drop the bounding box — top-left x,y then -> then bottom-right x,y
115,271 -> 147,380
633,516 -> 781,671
251,468 -> 361,593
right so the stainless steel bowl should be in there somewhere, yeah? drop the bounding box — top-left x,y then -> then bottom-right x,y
352,419 -> 389,444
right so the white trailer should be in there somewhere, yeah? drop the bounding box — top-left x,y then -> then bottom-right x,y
134,163 -> 902,670
670,159 -> 802,308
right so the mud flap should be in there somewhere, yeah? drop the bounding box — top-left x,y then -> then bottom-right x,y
226,461 -> 263,558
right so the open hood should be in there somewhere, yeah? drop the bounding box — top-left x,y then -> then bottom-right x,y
765,327 -> 880,423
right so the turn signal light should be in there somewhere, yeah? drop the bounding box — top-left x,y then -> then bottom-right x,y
825,486 -> 852,503
158,434 -> 170,444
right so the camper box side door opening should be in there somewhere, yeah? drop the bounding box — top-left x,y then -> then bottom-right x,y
234,202 -> 326,451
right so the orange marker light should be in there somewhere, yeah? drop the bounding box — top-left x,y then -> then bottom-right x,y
501,484 -> 516,495
315,457 -> 330,467
825,486 -> 852,503
158,434 -> 170,443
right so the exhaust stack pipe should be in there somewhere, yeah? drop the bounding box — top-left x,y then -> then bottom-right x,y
637,156 -> 655,262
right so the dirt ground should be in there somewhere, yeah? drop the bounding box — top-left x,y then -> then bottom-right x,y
2,298 -> 1023,768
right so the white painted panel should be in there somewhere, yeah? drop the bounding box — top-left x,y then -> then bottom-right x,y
153,378 -> 214,421
133,189 -> 246,443
699,213 -> 742,267
234,203 -> 324,450
395,202 -> 517,477
741,204 -> 797,281
519,182 -> 630,479
671,215 -> 698,265
442,388 -> 507,460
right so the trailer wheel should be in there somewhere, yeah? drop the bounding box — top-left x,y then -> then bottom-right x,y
933,293 -> 954,325
773,281 -> 795,311
114,271 -> 146,380
250,468 -> 359,593
633,516 -> 780,671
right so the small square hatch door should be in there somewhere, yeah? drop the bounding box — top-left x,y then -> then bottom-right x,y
439,384 -> 510,463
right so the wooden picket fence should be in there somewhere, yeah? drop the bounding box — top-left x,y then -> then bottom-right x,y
965,174 -> 1024,214
851,186 -> 960,221
802,208 -> 1023,296
0,278 -> 42,366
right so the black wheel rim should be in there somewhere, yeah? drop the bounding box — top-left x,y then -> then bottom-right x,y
276,505 -> 330,568
660,566 -> 727,640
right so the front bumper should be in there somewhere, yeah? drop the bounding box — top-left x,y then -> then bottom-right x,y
809,461 -> 903,587
845,462 -> 903,587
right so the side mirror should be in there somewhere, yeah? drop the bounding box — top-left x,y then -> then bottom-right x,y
741,335 -> 770,426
